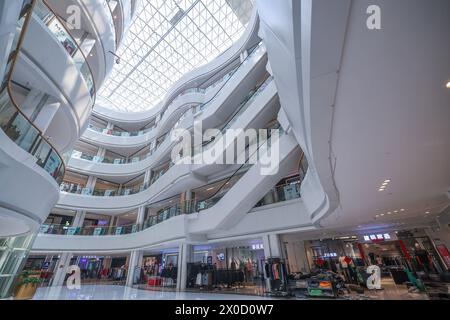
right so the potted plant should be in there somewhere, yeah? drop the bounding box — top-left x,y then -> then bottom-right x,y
14,271 -> 42,300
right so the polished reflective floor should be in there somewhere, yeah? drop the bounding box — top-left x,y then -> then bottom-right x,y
33,285 -> 276,300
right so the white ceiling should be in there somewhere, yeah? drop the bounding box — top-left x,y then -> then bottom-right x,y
318,0 -> 450,229
98,0 -> 253,112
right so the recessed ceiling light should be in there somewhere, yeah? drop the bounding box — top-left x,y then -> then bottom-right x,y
378,188 -> 385,192
206,187 -> 215,191
383,179 -> 391,183
446,81 -> 450,88
375,215 -> 379,218
382,182 -> 389,186
425,211 -> 430,214
380,213 -> 385,216
400,208 -> 405,211
393,210 -> 398,213
387,212 -> 391,215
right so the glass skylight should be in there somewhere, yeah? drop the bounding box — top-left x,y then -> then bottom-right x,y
99,0 -> 254,112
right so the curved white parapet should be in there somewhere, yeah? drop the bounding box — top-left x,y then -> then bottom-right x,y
58,79 -> 278,212
189,132 -> 302,234
47,0 -> 116,89
255,0 -> 344,225
0,129 -> 60,237
18,15 -> 94,152
82,42 -> 267,149
0,1 -> 22,81
68,49 -> 269,179
92,9 -> 261,128
32,198 -> 314,252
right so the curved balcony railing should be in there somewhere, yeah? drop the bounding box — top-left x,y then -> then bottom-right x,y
43,172 -> 305,238
39,222 -> 139,236
104,0 -> 118,48
35,0 -> 96,100
71,68 -> 270,172
0,0 -> 65,184
84,42 -> 264,140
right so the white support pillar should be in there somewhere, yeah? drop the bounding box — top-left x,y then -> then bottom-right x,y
137,206 -> 146,226
86,176 -> 97,191
51,252 -> 73,287
126,250 -> 143,287
144,169 -> 151,186
72,210 -> 86,228
262,234 -> 282,258
96,147 -> 106,158
177,243 -> 192,291
285,240 -> 310,273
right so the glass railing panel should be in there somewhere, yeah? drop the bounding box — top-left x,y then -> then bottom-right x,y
35,0 -> 95,100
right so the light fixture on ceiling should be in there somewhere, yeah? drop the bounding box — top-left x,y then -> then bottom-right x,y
380,213 -> 385,216
387,212 -> 391,215
425,211 -> 430,214
378,179 -> 391,192
446,81 -> 450,88
400,208 -> 405,211
206,187 -> 215,191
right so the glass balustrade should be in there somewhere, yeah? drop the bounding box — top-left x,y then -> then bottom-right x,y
39,223 -> 140,236
103,0 -> 117,47
255,181 -> 302,207
35,0 -> 96,100
84,42 -> 265,143
0,1 -> 65,184
88,123 -> 154,137
65,79 -> 275,198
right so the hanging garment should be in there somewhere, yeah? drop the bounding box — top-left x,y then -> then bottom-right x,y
196,272 -> 202,286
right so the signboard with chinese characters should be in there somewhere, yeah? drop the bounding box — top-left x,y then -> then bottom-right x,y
360,232 -> 397,243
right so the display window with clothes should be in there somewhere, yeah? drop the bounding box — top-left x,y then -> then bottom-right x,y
281,228 -> 450,299
63,255 -> 129,285
136,251 -> 179,288
186,243 -> 266,295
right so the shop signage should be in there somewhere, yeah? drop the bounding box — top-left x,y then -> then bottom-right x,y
251,244 -> 264,250
361,233 -> 396,242
323,252 -> 337,258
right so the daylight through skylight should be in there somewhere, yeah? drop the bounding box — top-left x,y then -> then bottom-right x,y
98,0 -> 254,112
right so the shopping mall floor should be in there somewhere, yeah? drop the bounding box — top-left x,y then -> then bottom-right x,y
30,278 -> 431,300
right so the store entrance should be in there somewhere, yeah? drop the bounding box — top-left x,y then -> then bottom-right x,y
186,241 -> 267,296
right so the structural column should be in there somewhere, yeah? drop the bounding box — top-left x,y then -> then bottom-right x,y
51,252 -> 73,287
262,233 -> 282,258
126,250 -> 143,287
177,243 -> 192,291
136,205 -> 146,229
72,210 -> 86,228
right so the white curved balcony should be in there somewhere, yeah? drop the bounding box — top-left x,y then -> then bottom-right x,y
47,0 -> 117,90
17,3 -> 96,151
0,4 -> 61,237
33,190 -> 312,252
92,9 -> 261,129
69,46 -> 268,180
58,78 -> 277,213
